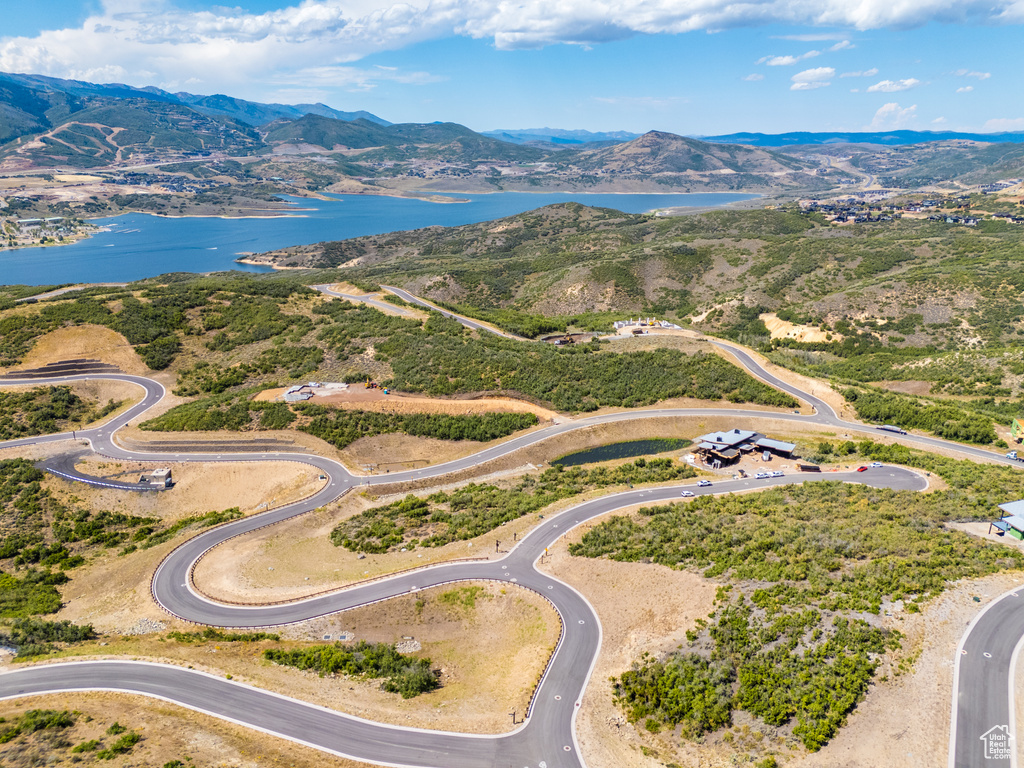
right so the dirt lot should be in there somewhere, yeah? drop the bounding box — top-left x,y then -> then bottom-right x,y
3,324 -> 150,376
0,377 -> 143,423
49,461 -> 324,635
255,383 -> 561,421
539,512 -> 718,768
10,580 -> 558,735
0,692 -> 367,768
761,312 -> 839,344
194,483 -> 593,603
539,514 -> 1024,768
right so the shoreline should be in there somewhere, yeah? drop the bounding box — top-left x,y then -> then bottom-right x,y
0,186 -> 766,266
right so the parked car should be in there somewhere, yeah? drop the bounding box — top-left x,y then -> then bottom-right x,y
856,466 -> 868,472
755,471 -> 769,479
770,470 -> 784,478
680,490 -> 695,497
697,479 -> 712,487
869,462 -> 883,468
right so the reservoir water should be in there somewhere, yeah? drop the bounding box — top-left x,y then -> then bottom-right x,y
0,191 -> 756,285
555,438 -> 693,467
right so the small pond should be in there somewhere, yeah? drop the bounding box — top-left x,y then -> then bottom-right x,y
554,438 -> 692,467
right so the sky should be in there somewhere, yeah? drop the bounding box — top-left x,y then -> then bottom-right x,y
2,0 -> 1022,136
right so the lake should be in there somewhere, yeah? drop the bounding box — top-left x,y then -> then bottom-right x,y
0,191 -> 756,285
554,438 -> 693,467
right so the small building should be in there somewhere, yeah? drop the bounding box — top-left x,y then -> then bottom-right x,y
284,384 -> 313,402
150,468 -> 172,487
992,500 -> 1024,540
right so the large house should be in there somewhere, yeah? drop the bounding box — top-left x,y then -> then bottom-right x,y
693,428 -> 796,466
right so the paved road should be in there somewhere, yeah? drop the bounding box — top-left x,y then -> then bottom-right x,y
382,285 -> 526,340
311,283 -> 419,317
0,343 -> 1020,767
0,444 -> 923,768
950,585 -> 1024,768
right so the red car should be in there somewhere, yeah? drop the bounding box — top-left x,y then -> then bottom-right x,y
856,466 -> 868,472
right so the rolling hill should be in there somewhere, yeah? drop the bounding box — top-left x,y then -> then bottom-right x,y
572,130 -> 811,174
1,98 -> 263,169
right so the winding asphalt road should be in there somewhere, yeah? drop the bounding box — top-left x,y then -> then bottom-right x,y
0,330 -> 1020,767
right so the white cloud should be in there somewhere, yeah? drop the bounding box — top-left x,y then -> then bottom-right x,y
867,102 -> 917,130
840,67 -> 879,78
742,73 -> 764,81
932,117 -> 947,124
1,0 -> 1021,96
270,64 -> 443,93
956,85 -> 974,93
758,49 -> 820,66
983,117 -> 1024,131
867,78 -> 920,92
790,67 -> 834,90
829,39 -> 854,51
954,69 -> 991,79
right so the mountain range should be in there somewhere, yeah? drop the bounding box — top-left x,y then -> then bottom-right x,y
0,70 -> 389,146
4,70 -> 1024,196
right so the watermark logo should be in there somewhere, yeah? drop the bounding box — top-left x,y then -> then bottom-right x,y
981,725 -> 1013,760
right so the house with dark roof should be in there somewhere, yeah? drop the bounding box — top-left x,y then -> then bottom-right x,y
693,428 -> 796,465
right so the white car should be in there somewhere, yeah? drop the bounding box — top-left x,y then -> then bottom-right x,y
680,490 -> 695,497
869,462 -> 883,468
770,470 -> 784,478
697,479 -> 712,487
755,471 -> 769,479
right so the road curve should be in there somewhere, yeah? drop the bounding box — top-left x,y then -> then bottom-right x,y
381,285 -> 526,340
0,342 -> 1021,767
311,284 -> 418,318
1,462 -> 923,768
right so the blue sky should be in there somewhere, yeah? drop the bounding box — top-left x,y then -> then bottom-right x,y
2,1 -> 1022,135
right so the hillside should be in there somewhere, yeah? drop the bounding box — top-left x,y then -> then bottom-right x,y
572,131 -> 810,175
263,115 -> 394,149
0,99 -> 262,169
240,200 -> 1024,444
251,201 -> 1024,394
705,129 -> 1024,147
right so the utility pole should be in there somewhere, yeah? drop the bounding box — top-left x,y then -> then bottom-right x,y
509,711 -> 516,726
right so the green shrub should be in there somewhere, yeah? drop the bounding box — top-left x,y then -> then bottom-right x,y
264,641 -> 438,698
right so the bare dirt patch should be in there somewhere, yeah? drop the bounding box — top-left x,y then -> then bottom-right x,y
61,458 -> 325,524
342,432 -> 489,472
787,571 -> 1024,768
4,324 -> 149,375
256,383 -> 560,421
872,379 -> 934,396
194,489 -> 549,604
539,514 -> 718,768
49,462 -> 325,634
0,692 -> 364,768
23,581 -> 558,735
273,580 -> 559,732
761,312 -> 840,344
542,517 -> 1024,768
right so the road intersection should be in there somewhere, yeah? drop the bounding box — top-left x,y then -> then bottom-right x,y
0,333 -> 1021,767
